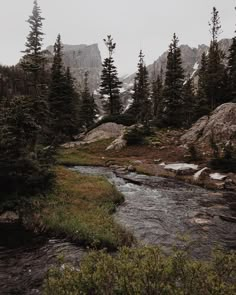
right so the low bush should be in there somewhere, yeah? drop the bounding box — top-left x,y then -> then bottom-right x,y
44,246 -> 236,295
124,125 -> 152,145
209,158 -> 236,173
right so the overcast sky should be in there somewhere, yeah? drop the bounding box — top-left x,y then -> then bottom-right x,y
0,0 -> 235,75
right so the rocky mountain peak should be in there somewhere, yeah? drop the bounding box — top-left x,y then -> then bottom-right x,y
47,43 -> 102,92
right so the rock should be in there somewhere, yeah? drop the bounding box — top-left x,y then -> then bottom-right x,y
0,211 -> 19,223
215,182 -> 225,190
81,123 -> 125,145
181,103 -> 236,154
193,167 -> 210,181
62,142 -> 80,148
132,160 -> 143,164
153,159 -> 162,164
225,173 -> 236,190
47,43 -> 102,92
210,173 -> 227,180
106,135 -> 127,151
163,163 -> 198,175
127,165 -> 136,172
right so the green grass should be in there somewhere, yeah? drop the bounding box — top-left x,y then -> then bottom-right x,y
44,246 -> 236,295
24,166 -> 134,250
57,139 -> 113,167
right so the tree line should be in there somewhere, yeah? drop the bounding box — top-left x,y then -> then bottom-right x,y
0,2 -> 236,197
101,7 -> 236,128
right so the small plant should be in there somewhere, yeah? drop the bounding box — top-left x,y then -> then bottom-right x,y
124,125 -> 152,145
209,132 -> 219,158
188,144 -> 199,161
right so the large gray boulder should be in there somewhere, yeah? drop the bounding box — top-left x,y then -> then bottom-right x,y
83,123 -> 125,143
181,103 -> 236,153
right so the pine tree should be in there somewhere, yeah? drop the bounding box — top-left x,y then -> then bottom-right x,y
129,50 -> 151,125
196,52 -> 210,119
79,72 -> 97,130
0,96 -> 54,196
48,35 -> 79,142
151,69 -> 163,120
182,77 -> 195,127
161,33 -> 185,127
206,7 -> 226,109
21,0 -> 46,88
20,0 -> 49,142
228,36 -> 236,101
100,35 -> 122,115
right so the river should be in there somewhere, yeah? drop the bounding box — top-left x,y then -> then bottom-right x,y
1,165 -> 236,294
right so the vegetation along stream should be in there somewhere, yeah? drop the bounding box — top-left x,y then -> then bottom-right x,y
1,165 -> 236,294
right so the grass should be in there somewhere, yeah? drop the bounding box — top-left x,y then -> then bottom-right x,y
44,246 -> 236,295
24,166 -> 134,250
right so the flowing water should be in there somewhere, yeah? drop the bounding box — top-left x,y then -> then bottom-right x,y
72,166 -> 236,257
1,165 -> 236,294
0,223 -> 85,295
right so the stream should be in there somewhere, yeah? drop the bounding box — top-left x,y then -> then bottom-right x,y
72,166 -> 236,257
1,165 -> 236,294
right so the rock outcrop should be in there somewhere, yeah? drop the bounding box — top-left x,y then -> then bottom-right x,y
181,103 -> 236,154
62,123 -> 125,148
47,43 -> 102,92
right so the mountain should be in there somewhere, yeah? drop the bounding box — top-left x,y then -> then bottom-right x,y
123,38 -> 232,86
47,43 -> 102,92
120,38 -> 232,110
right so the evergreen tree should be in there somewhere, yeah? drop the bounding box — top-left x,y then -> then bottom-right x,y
0,96 -> 54,196
129,50 -> 151,125
48,35 -> 79,142
151,69 -> 163,120
161,34 -> 185,127
182,77 -> 195,127
20,0 -> 49,142
79,72 -> 97,130
21,0 -> 46,88
206,7 -> 226,109
100,35 -> 122,115
196,52 -> 210,119
228,36 -> 236,101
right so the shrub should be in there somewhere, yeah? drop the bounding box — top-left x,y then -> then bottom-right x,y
188,144 -> 199,161
44,246 -> 236,295
124,125 -> 152,145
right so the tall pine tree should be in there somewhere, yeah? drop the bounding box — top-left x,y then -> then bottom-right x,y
79,72 -> 97,130
20,0 -> 49,142
48,35 -> 79,142
100,35 -> 122,115
228,18 -> 236,102
151,69 -> 163,121
161,34 -> 185,127
129,50 -> 151,125
182,77 -> 195,127
206,7 -> 226,109
196,52 -> 210,119
21,0 -> 46,89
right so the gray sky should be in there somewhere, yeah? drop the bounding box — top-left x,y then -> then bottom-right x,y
0,0 -> 235,75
